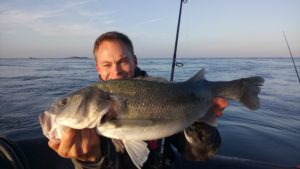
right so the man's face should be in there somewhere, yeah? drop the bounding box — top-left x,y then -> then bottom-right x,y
95,40 -> 137,80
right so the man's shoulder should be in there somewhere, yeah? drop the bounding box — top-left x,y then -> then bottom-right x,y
134,67 -> 148,78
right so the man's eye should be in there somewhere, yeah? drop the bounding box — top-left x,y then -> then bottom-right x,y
121,60 -> 129,65
102,64 -> 111,68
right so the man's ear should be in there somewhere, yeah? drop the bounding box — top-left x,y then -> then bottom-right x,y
133,55 -> 137,66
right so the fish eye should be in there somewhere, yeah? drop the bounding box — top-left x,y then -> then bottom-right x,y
99,91 -> 110,100
58,97 -> 68,107
104,92 -> 110,99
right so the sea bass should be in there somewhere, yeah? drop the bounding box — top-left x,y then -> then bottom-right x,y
39,69 -> 264,168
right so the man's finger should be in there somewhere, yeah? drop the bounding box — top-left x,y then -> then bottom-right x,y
58,128 -> 78,157
212,107 -> 223,117
213,97 -> 228,109
48,140 -> 60,151
90,129 -> 100,149
81,128 -> 91,154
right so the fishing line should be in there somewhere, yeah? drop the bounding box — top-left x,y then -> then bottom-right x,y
160,0 -> 187,169
282,31 -> 300,84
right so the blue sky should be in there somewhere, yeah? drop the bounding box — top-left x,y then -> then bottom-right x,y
0,0 -> 299,58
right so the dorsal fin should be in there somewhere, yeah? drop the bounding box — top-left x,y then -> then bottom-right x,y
186,68 -> 206,82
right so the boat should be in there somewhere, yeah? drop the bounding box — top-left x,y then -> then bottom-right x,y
1,128 -> 298,169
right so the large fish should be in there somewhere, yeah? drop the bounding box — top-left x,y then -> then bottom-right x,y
39,69 -> 264,168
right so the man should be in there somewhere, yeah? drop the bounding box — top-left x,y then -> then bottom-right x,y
48,31 -> 228,169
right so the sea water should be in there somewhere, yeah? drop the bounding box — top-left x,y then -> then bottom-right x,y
0,57 -> 299,166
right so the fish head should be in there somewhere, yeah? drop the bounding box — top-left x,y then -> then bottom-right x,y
39,85 -> 112,140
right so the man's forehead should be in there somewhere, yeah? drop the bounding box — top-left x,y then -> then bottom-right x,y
96,41 -> 132,62
97,53 -> 131,63
101,40 -> 129,49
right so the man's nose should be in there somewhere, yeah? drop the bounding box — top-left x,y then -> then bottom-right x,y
111,63 -> 122,75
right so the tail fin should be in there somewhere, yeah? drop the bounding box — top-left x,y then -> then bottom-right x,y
239,76 -> 264,110
213,76 -> 264,110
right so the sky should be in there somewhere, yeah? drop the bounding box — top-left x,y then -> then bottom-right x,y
0,0 -> 299,58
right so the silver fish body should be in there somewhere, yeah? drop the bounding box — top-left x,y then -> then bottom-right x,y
39,69 -> 264,168
96,79 -> 215,140
95,74 -> 263,140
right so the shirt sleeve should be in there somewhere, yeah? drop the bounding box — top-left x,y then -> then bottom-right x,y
72,158 -> 105,169
71,136 -> 120,169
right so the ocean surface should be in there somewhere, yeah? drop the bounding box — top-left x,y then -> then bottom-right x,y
0,57 -> 299,166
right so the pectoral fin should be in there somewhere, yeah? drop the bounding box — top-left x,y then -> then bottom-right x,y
123,140 -> 150,169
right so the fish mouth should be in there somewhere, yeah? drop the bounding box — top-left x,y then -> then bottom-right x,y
100,112 -> 109,124
97,103 -> 114,126
39,110 -> 63,142
99,108 -> 116,124
39,103 -> 112,139
39,110 -> 56,139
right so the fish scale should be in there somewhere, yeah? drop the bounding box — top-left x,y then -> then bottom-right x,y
99,79 -> 203,120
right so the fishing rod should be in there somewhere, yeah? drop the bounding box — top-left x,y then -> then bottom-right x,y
282,31 -> 300,84
169,0 -> 187,82
159,0 -> 187,168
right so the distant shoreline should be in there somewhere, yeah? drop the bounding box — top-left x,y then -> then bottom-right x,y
64,56 -> 89,59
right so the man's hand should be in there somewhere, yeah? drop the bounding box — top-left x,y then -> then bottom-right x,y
183,97 -> 227,161
48,128 -> 101,162
209,97 -> 228,117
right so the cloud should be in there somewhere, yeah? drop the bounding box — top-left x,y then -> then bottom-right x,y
31,22 -> 99,36
0,0 -> 91,22
0,10 -> 36,25
80,10 -> 117,25
0,0 -> 115,36
78,10 -> 117,17
0,9 -> 89,36
136,18 -> 163,26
